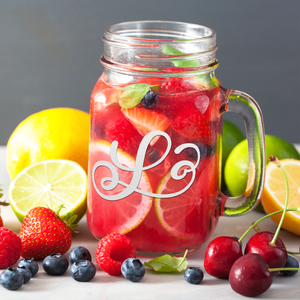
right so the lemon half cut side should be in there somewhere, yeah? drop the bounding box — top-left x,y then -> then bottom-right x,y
261,159 -> 300,236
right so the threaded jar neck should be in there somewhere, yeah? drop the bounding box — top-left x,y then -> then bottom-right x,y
101,21 -> 218,76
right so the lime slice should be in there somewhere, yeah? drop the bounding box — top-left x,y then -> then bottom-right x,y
8,159 -> 88,223
88,140 -> 153,235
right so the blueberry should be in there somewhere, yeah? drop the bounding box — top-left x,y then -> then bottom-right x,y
69,246 -> 92,264
141,90 -> 158,109
18,257 -> 39,277
280,255 -> 299,276
42,253 -> 69,276
121,258 -> 145,282
146,149 -> 161,165
70,260 -> 96,282
17,266 -> 32,283
184,267 -> 204,284
0,267 -> 24,290
185,142 -> 216,161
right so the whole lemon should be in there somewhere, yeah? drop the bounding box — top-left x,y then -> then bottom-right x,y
7,107 -> 89,179
224,134 -> 300,197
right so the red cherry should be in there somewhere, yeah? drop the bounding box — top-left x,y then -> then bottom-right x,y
204,236 -> 243,279
244,231 -> 288,270
229,253 -> 272,297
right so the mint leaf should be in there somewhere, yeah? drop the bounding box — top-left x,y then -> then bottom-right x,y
119,84 -> 159,109
144,250 -> 188,272
162,45 -> 200,68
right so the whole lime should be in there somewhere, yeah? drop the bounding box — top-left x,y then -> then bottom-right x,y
224,134 -> 300,197
221,120 -> 244,189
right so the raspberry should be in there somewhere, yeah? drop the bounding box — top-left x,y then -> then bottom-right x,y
96,233 -> 136,276
0,227 -> 22,269
159,78 -> 196,95
105,114 -> 143,156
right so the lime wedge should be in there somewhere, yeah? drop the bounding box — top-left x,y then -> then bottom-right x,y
8,159 -> 87,223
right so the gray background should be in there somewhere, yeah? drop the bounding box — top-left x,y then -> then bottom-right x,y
1,0 -> 299,145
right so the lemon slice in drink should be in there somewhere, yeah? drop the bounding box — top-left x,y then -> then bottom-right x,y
8,159 -> 88,223
261,159 -> 300,236
88,140 -> 153,235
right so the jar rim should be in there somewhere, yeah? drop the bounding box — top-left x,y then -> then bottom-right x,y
104,20 -> 216,44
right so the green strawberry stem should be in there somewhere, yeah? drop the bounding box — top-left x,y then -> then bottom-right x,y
238,207 -> 300,243
268,155 -> 289,246
55,204 -> 78,232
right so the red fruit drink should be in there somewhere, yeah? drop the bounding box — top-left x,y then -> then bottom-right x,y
88,75 -> 226,255
87,21 -> 265,256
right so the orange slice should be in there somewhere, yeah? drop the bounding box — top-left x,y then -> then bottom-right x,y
88,140 -> 153,235
261,159 -> 300,236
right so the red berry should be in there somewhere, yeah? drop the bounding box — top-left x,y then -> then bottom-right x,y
159,78 -> 196,95
96,232 -> 136,276
105,112 -> 143,156
121,106 -> 170,146
0,216 -> 3,228
172,109 -> 215,145
244,231 -> 288,270
204,236 -> 243,279
0,227 -> 22,268
229,253 -> 272,297
19,206 -> 73,260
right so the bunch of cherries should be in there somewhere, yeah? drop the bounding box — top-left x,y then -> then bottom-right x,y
204,156 -> 300,297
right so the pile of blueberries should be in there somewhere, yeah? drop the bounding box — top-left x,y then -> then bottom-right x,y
0,246 -> 96,291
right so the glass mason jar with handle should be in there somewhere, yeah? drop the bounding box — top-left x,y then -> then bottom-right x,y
87,21 -> 265,256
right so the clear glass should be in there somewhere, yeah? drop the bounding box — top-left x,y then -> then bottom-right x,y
87,21 -> 265,256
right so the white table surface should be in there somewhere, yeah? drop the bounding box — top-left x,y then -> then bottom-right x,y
0,145 -> 299,300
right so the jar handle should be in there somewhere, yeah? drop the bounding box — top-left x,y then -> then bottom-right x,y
219,89 -> 266,216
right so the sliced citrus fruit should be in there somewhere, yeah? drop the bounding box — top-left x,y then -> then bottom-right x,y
261,159 -> 300,236
8,159 -> 88,223
154,163 -> 214,240
87,140 -> 153,236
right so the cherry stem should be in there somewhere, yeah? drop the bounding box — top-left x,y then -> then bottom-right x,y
287,251 -> 300,255
268,156 -> 289,246
269,267 -> 300,272
238,207 -> 300,243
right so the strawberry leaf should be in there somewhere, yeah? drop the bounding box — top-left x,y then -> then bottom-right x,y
144,250 -> 188,272
119,84 -> 159,109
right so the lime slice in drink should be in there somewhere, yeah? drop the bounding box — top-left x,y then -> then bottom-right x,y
8,159 -> 88,223
88,140 -> 153,235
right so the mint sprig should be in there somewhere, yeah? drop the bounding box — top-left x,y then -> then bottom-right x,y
119,83 -> 159,109
144,250 -> 188,272
162,45 -> 200,68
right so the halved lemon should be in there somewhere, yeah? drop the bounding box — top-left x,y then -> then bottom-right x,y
8,159 -> 88,223
87,140 -> 153,235
261,159 -> 300,236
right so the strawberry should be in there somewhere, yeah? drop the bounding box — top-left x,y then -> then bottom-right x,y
172,109 -> 216,145
19,205 -> 77,260
121,106 -> 170,146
